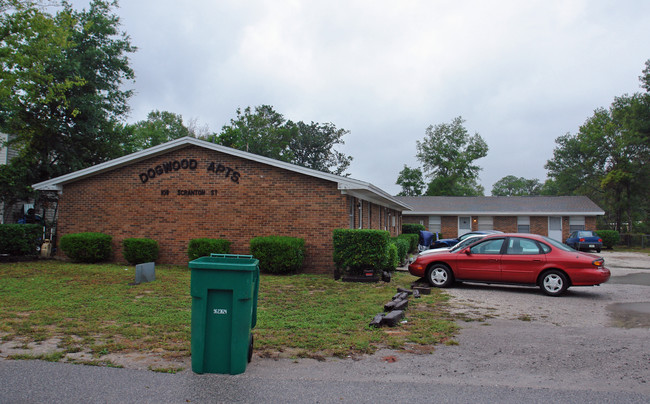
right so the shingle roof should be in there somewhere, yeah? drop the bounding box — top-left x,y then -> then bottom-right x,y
394,196 -> 604,216
32,137 -> 411,211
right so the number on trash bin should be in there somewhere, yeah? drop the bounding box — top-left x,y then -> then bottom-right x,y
213,309 -> 227,315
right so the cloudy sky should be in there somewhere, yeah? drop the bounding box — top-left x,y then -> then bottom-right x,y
75,0 -> 650,195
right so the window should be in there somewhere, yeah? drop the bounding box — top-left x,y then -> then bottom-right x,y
569,216 -> 585,232
517,216 -> 530,233
477,216 -> 493,231
506,237 -> 541,255
470,238 -> 504,254
429,216 -> 441,233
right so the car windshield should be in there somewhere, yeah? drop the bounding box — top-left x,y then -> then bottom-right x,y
450,236 -> 484,252
578,231 -> 597,238
541,236 -> 575,252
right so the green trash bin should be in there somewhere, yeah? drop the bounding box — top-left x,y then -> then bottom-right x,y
189,253 -> 259,375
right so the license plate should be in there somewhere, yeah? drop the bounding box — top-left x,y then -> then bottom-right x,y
589,244 -> 595,248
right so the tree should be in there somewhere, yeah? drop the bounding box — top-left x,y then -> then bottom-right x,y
210,105 -> 353,175
396,165 -> 424,196
287,121 -> 352,176
212,105 -> 293,161
545,60 -> 650,232
414,116 -> 488,196
123,110 -> 193,154
492,175 -> 542,196
0,0 -> 135,185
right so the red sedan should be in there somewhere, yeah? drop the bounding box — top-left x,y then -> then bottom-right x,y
408,233 -> 610,296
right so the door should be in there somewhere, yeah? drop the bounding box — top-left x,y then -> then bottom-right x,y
455,238 -> 504,281
548,216 -> 562,241
458,216 -> 471,237
500,237 -> 546,283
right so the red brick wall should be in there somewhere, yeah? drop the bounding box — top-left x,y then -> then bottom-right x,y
56,146 -> 356,274
441,216 -> 457,239
494,216 -> 516,233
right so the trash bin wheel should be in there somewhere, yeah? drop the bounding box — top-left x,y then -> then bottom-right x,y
248,334 -> 254,363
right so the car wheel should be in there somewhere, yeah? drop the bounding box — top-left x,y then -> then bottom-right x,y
427,264 -> 454,288
596,248 -> 601,253
540,270 -> 568,296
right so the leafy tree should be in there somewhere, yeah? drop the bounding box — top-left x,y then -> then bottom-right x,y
287,121 -> 352,176
414,116 -> 488,196
0,0 -> 135,220
210,105 -> 353,175
212,105 -> 293,161
545,60 -> 650,231
492,175 -> 542,196
0,0 -> 135,184
123,110 -> 193,154
396,165 -> 424,196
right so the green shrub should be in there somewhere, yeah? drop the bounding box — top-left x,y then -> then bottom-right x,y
392,237 -> 410,264
383,242 -> 399,271
60,232 -> 112,263
397,233 -> 419,253
122,238 -> 159,265
249,236 -> 305,274
0,224 -> 41,256
187,238 -> 231,260
402,223 -> 425,234
596,230 -> 620,249
333,229 -> 390,275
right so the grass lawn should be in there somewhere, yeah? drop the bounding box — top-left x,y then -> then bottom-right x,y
0,260 -> 458,367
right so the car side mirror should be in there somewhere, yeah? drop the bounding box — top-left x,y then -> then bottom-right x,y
464,248 -> 471,255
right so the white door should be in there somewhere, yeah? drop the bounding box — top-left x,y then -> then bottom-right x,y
548,216 -> 562,241
458,216 -> 471,237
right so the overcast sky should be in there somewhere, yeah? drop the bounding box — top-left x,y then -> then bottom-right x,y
74,0 -> 650,195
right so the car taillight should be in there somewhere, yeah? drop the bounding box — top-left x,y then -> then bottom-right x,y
579,238 -> 585,242
598,238 -> 602,242
593,258 -> 604,267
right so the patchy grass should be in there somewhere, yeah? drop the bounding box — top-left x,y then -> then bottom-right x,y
0,260 -> 457,364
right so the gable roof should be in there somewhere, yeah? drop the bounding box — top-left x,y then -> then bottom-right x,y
32,137 -> 411,211
394,196 -> 604,216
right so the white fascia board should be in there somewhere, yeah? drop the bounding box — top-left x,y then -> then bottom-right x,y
32,137 -> 412,212
405,211 -> 605,216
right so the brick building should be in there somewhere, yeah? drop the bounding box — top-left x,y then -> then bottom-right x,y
33,137 -> 409,273
395,196 -> 604,242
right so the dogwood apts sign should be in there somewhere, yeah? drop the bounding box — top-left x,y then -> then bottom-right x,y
138,159 -> 242,185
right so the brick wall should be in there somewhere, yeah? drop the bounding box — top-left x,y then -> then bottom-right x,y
56,145 -> 362,274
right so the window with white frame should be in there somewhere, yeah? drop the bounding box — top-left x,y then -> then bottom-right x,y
569,216 -> 585,232
517,216 -> 530,233
428,216 -> 441,233
477,216 -> 493,231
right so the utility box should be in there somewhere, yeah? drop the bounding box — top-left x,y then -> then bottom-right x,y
189,254 -> 259,375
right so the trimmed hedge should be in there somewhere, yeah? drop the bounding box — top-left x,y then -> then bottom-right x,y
122,238 -> 159,265
596,230 -> 620,249
0,224 -> 41,256
187,238 -> 231,260
383,242 -> 399,271
402,223 -> 425,234
333,229 -> 390,275
60,232 -> 112,263
398,233 -> 419,253
249,236 -> 305,274
392,237 -> 410,265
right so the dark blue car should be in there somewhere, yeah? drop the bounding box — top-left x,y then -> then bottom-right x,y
565,230 -> 602,253
430,230 -> 503,249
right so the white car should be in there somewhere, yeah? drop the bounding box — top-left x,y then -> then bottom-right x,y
409,234 -> 486,263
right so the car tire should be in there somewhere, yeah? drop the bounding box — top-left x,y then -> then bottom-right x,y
540,270 -> 568,296
427,264 -> 454,288
596,248 -> 601,253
